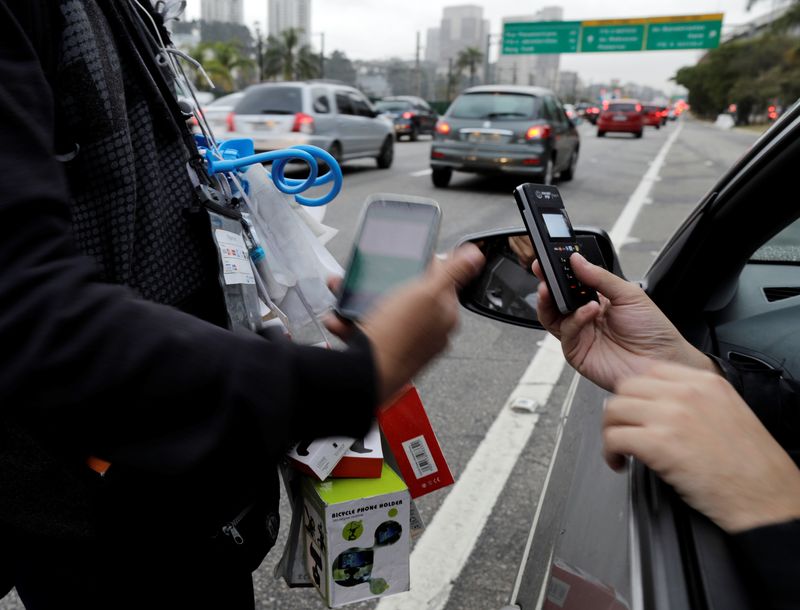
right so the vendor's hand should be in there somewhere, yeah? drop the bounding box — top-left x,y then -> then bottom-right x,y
533,252 -> 716,391
508,235 -> 536,269
604,362 -> 800,533
325,245 -> 485,403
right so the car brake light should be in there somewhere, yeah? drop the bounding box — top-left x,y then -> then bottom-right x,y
526,124 -> 551,140
431,151 -> 445,159
402,111 -> 415,119
436,121 -> 451,135
292,112 -> 315,134
602,101 -> 609,110
635,104 -> 642,112
226,112 -> 236,132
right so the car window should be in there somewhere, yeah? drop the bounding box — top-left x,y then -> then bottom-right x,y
209,92 -> 243,108
751,218 -> 800,263
349,92 -> 374,117
312,88 -> 330,114
607,103 -> 638,113
235,86 -> 302,115
376,100 -> 411,112
335,91 -> 354,115
548,97 -> 568,126
448,93 -> 541,120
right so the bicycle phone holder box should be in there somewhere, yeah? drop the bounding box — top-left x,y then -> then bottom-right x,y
330,421 -> 383,479
302,464 -> 410,607
378,385 -> 454,498
287,436 -> 356,481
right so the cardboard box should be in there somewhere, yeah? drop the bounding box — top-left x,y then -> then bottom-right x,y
378,385 -> 454,498
330,421 -> 383,479
287,436 -> 355,481
302,464 -> 410,607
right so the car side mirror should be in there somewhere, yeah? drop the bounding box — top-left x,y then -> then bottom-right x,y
456,227 -> 625,330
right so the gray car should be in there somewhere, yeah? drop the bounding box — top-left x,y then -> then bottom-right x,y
430,85 -> 580,188
228,81 -> 394,169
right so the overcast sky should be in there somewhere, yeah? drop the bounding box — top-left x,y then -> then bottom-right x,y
184,0 -> 777,93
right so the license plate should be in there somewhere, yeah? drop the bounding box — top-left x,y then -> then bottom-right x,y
613,115 -> 627,122
467,132 -> 483,142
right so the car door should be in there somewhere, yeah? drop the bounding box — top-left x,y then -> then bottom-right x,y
334,89 -> 360,157
349,90 -> 386,155
543,96 -> 573,173
509,101 -> 800,610
417,100 -> 437,134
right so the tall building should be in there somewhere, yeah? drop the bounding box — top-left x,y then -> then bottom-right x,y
436,5 -> 489,77
425,27 -> 441,64
269,0 -> 312,47
497,6 -> 563,90
200,0 -> 244,24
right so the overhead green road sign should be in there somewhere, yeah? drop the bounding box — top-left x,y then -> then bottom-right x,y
581,24 -> 645,53
646,20 -> 722,50
502,21 -> 581,55
501,13 -> 723,55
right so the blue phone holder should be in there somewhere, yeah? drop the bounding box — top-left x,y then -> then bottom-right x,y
194,135 -> 343,207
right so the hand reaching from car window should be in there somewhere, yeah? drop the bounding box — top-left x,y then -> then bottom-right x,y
326,244 -> 485,403
533,252 -> 716,391
604,362 -> 800,533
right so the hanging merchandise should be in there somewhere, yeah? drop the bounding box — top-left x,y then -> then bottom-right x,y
197,137 -> 345,335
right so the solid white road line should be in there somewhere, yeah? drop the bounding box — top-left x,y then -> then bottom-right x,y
410,169 -> 433,177
608,123 -> 683,245
377,123 -> 684,610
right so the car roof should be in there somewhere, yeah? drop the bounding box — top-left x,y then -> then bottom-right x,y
606,98 -> 641,104
460,84 -> 555,96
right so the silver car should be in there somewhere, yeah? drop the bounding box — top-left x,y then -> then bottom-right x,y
430,85 -> 580,187
193,91 -> 245,136
229,81 -> 394,169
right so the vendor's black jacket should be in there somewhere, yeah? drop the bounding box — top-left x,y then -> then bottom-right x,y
713,357 -> 800,610
0,0 -> 375,550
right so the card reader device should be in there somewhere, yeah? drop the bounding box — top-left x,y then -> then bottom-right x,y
514,183 -> 598,314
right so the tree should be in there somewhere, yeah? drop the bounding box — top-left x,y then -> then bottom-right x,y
674,1 -> 800,123
325,51 -> 356,85
263,28 -> 319,81
456,47 -> 484,87
188,41 -> 255,93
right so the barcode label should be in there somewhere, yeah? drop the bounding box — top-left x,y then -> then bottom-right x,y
402,435 -> 438,479
546,577 -> 570,607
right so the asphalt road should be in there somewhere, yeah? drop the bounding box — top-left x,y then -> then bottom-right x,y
0,118 -> 759,610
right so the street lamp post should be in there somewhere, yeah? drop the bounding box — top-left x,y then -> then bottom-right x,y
314,32 -> 325,78
484,32 -> 501,85
254,21 -> 264,82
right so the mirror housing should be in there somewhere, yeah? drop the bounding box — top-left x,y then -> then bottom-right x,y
457,227 -> 625,330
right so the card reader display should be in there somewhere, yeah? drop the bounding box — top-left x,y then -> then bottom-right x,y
514,183 -> 599,314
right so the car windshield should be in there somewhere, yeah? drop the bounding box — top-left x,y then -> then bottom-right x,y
376,101 -> 411,112
235,86 -> 302,115
449,93 -> 542,120
607,103 -> 638,113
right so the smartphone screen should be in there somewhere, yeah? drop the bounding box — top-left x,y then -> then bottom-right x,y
338,197 -> 440,319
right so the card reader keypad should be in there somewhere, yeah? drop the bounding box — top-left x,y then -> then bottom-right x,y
551,244 -> 592,301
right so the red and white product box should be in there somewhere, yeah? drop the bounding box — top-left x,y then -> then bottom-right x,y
287,436 -> 355,481
330,420 -> 384,479
377,385 -> 454,498
543,558 -> 629,610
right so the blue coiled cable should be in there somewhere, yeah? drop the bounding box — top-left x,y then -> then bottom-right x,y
198,137 -> 343,207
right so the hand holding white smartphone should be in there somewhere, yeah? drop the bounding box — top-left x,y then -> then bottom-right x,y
337,194 -> 441,320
